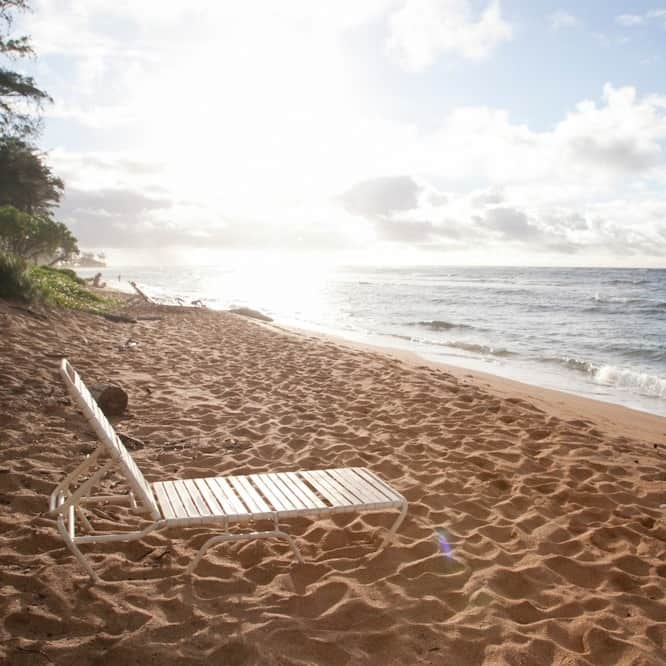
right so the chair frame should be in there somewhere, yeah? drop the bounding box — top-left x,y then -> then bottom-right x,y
49,359 -> 408,583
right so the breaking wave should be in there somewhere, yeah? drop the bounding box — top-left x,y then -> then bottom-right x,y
543,356 -> 596,374
446,341 -> 515,357
543,356 -> 666,400
593,365 -> 666,400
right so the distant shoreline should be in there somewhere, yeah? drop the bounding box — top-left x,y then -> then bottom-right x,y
93,281 -> 666,442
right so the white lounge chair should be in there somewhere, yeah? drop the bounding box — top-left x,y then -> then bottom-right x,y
50,359 -> 408,583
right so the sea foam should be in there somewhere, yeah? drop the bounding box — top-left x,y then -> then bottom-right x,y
593,365 -> 666,399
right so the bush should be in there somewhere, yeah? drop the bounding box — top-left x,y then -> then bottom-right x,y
28,265 -> 116,312
0,249 -> 38,300
0,250 -> 118,312
37,265 -> 86,285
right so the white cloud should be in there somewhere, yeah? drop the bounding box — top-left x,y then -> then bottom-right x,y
339,176 -> 421,217
616,14 -> 645,27
647,8 -> 666,22
616,9 -> 666,28
332,84 -> 666,261
555,84 -> 666,174
46,82 -> 666,265
387,0 -> 512,70
548,10 -> 580,30
405,84 -> 666,188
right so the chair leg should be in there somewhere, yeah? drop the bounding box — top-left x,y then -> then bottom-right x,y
186,529 -> 303,575
56,519 -> 100,583
76,506 -> 94,533
381,503 -> 408,547
281,531 -> 304,564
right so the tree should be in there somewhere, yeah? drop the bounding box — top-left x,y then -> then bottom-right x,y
1,0 -> 50,137
0,204 -> 78,264
0,136 -> 63,213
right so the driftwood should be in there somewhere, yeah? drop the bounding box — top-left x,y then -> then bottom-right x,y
228,307 -> 273,322
129,281 -> 152,303
9,305 -> 48,321
118,433 -> 145,451
102,313 -> 138,324
89,383 -> 128,416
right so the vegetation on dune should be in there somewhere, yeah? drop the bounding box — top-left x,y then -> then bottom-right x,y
0,249 -> 118,311
29,264 -> 117,312
0,247 -> 37,300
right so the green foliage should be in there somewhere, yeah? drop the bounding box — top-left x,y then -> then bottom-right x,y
0,247 -> 35,299
38,264 -> 86,285
0,248 -> 118,311
0,137 -> 64,214
0,204 -> 78,262
1,1 -> 50,138
28,264 -> 116,312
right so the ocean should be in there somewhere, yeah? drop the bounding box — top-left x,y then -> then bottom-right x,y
79,264 -> 666,417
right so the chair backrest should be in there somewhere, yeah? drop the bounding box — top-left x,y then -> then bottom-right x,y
59,358 -> 161,520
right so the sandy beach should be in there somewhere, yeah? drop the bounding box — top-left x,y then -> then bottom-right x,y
1,298 -> 665,665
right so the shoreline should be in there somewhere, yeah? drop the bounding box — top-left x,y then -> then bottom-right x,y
267,317 -> 666,419
95,279 -> 666,442
273,321 -> 666,445
85,269 -> 666,419
98,280 -> 666,444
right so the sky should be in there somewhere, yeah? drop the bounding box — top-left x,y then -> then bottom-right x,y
14,0 -> 666,266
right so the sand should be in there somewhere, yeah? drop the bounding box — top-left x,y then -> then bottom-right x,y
1,298 -> 665,665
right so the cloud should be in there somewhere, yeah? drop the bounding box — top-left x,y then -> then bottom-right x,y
27,0 -> 513,101
339,176 -> 421,217
556,84 -> 666,174
59,188 -> 173,219
548,11 -> 580,30
57,188 -> 177,247
405,84 -> 666,190
24,0 -> 665,268
480,207 -> 542,241
48,79 -> 666,266
649,9 -> 666,21
616,10 -> 666,28
57,187 -> 355,251
374,218 -> 438,243
52,152 -> 163,179
471,188 -> 504,206
387,0 -> 512,70
333,163 -> 666,260
616,14 -> 645,27
46,103 -> 138,129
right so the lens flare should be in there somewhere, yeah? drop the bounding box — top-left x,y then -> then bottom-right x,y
434,527 -> 454,557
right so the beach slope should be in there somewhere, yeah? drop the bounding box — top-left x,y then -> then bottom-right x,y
1,300 -> 665,665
